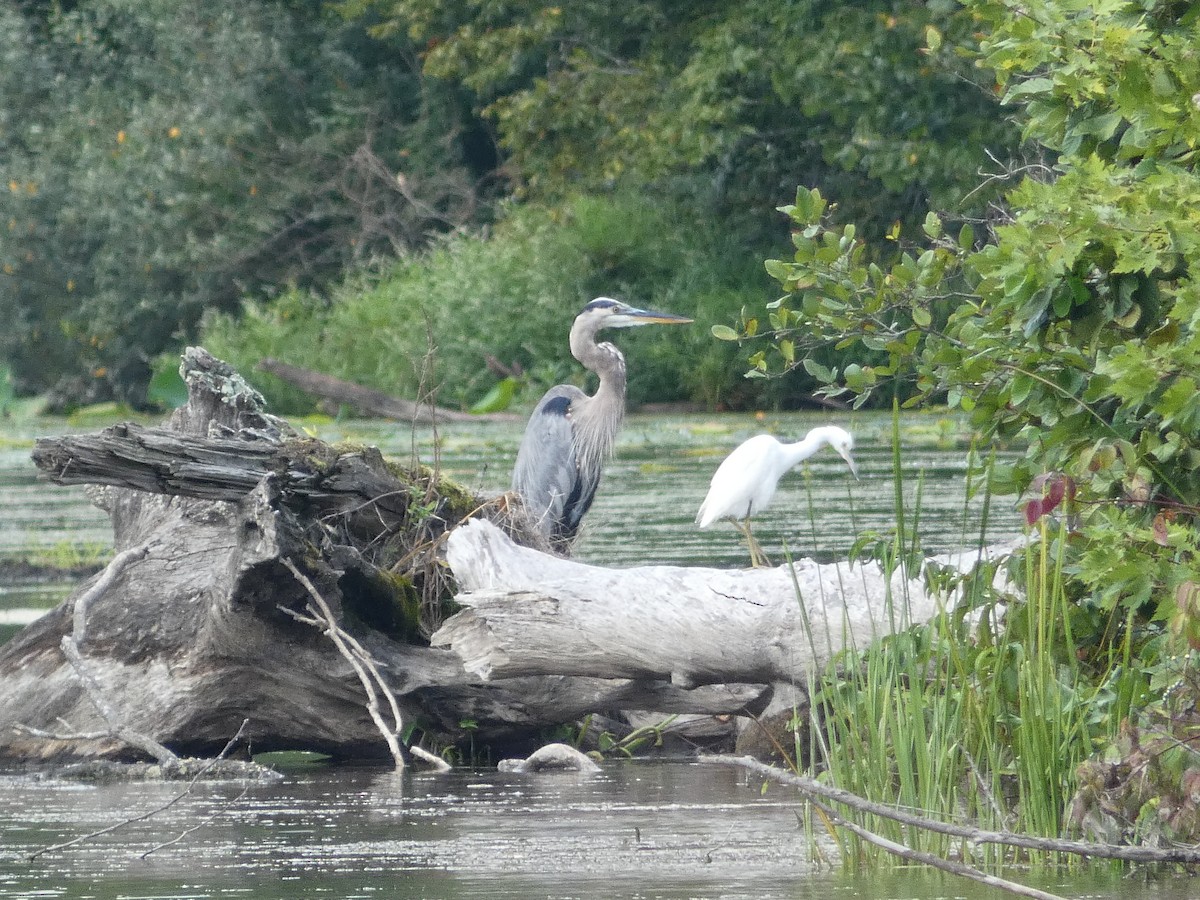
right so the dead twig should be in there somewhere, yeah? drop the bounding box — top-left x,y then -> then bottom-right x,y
139,784 -> 252,858
49,541 -> 180,766
14,716 -> 110,742
281,557 -> 449,773
72,544 -> 150,642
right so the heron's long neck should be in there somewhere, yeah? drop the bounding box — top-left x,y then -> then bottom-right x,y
570,323 -> 627,474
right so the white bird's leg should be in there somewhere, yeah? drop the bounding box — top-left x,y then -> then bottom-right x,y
733,517 -> 771,568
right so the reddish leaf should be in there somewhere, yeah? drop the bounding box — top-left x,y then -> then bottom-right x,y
1022,472 -> 1075,525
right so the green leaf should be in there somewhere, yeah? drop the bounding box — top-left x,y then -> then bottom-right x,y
764,258 -> 792,283
924,24 -> 943,53
1010,372 -> 1033,406
1003,76 -> 1053,103
710,324 -> 739,341
844,363 -> 870,392
922,212 -> 943,240
803,358 -> 834,382
469,376 -> 520,414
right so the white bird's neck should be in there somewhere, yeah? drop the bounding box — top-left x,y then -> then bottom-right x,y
779,427 -> 837,469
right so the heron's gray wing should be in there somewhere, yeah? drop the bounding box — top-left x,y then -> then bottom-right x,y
512,385 -> 589,540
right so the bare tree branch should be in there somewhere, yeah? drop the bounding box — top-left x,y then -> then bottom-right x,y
807,796 -> 1068,900
72,544 -> 151,643
282,557 -> 452,772
51,541 -> 180,766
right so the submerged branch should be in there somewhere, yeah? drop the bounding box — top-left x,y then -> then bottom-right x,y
806,797 -> 1068,900
713,755 -> 1200,865
29,721 -> 255,861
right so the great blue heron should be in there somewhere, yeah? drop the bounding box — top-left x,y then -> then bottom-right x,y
695,425 -> 858,567
512,297 -> 692,549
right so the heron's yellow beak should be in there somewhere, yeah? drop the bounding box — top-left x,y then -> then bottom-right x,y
615,307 -> 694,327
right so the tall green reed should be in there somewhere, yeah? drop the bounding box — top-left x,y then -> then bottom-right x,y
797,407 -> 1098,869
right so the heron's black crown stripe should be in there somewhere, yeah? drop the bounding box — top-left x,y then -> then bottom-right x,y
581,298 -> 620,312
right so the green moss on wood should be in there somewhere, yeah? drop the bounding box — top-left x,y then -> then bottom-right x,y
338,564 -> 423,642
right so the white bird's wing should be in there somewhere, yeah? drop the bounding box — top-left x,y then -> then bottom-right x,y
696,435 -> 778,527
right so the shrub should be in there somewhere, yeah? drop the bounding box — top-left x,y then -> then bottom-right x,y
203,193 -> 770,413
729,0 -> 1200,657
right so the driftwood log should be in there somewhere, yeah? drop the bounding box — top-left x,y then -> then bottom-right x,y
0,347 -> 1011,765
437,519 -> 1010,687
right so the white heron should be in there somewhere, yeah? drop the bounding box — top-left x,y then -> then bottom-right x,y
512,297 -> 692,551
695,425 -> 858,567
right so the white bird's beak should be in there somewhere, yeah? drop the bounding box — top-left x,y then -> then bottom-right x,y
839,449 -> 859,479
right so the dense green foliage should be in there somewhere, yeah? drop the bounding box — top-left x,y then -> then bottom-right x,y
0,0 -> 484,408
205,0 -> 1023,413
202,193 -> 773,412
2,0 -> 1023,411
736,1 -> 1200,658
346,0 -> 1018,238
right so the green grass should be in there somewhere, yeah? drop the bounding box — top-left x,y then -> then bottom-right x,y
796,408 -> 1106,869
17,541 -> 112,574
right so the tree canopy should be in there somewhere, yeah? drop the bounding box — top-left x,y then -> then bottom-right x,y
349,0 -> 1018,235
0,0 -> 486,407
2,0 -> 1025,409
732,0 -> 1200,649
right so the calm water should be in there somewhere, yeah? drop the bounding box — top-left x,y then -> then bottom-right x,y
0,411 -> 1111,899
0,761 -> 1187,900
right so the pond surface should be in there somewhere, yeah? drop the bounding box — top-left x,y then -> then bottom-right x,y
1,760 -> 1187,900
0,409 -> 1022,634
